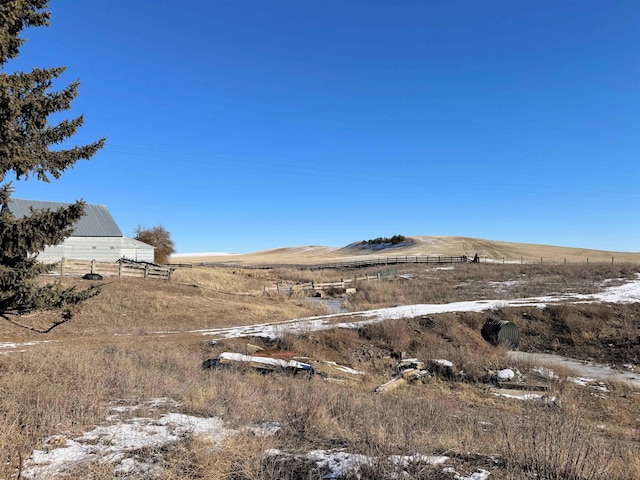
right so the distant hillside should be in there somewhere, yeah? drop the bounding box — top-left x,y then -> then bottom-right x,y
172,236 -> 640,266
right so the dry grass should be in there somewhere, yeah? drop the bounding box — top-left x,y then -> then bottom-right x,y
345,262 -> 640,310
172,235 -> 640,266
0,269 -> 330,340
0,262 -> 639,478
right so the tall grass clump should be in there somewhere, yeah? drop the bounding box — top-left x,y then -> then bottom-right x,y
498,403 -> 617,480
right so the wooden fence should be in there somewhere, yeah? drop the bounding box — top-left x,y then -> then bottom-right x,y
170,255 -> 469,270
265,273 -> 382,295
51,258 -> 173,281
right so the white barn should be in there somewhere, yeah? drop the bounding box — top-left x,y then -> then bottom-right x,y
4,199 -> 154,262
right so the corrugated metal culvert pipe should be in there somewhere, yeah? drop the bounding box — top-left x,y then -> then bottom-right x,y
481,319 -> 520,348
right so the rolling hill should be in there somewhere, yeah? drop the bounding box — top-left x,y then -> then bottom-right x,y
172,236 -> 640,266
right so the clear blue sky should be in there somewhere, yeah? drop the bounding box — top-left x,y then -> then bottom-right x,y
8,0 -> 640,253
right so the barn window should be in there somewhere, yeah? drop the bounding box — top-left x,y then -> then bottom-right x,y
92,246 -> 96,249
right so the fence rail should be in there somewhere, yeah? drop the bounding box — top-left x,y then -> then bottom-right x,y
169,255 -> 469,270
50,258 -> 173,281
169,254 -> 637,270
265,273 -> 382,295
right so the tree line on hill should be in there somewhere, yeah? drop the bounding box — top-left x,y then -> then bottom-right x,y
359,235 -> 409,246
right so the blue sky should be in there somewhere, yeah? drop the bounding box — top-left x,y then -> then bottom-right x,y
7,0 -> 639,253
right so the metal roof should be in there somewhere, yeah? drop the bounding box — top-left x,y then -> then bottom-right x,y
5,199 -> 123,237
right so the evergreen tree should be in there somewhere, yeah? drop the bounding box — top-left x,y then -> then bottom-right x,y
0,1 -> 105,315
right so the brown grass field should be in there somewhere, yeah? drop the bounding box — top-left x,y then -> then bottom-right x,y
1,237 -> 639,479
172,235 -> 640,266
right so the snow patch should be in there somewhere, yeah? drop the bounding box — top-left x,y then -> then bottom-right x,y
444,467 -> 491,480
496,369 -> 514,381
21,400 -> 234,479
265,449 -> 450,479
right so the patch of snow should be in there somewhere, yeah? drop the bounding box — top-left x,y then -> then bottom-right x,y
21,401 -> 234,480
0,340 -> 54,352
569,377 -> 594,387
308,450 -> 371,479
389,453 -> 449,467
590,273 -> 640,303
592,382 -> 609,393
265,449 -> 450,479
444,467 -> 491,480
492,392 -> 557,403
432,359 -> 454,368
496,369 -> 514,381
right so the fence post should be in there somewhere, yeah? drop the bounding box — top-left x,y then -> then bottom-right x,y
144,264 -> 149,279
541,257 -> 543,265
612,256 -> 614,265
587,257 -> 589,264
91,259 -> 95,274
60,257 -> 66,277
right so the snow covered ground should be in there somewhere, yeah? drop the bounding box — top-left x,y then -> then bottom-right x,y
182,273 -> 640,342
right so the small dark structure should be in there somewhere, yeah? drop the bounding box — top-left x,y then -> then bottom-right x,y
82,273 -> 103,281
481,320 -> 520,348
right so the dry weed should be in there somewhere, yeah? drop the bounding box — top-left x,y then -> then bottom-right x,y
498,403 -> 617,479
0,261 -> 638,478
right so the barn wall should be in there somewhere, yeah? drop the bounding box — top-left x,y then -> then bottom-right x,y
37,236 -> 154,262
120,236 -> 155,262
